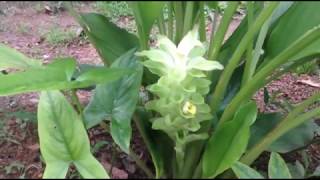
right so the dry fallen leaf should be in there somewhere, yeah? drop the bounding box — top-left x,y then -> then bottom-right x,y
297,79 -> 320,88
26,143 -> 40,151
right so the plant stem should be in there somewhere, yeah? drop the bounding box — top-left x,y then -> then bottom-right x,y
209,2 -> 279,115
157,12 -> 167,35
242,2 -> 272,87
241,1 -> 254,87
137,25 -> 148,51
207,2 -> 239,61
129,149 -> 154,178
109,143 -> 117,176
71,89 -> 83,114
100,120 -> 155,178
199,1 -> 206,42
168,2 -> 174,40
174,1 -> 184,44
219,24 -> 320,125
192,159 -> 203,179
182,1 -> 194,35
241,103 -> 320,165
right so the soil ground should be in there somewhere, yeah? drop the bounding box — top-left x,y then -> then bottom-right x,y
0,1 -> 319,179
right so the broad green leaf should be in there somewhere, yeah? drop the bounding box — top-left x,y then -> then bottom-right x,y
202,101 -> 258,178
75,13 -> 139,65
268,152 -> 292,178
72,64 -> 104,80
232,161 -> 264,179
84,49 -> 143,153
0,58 -> 130,96
211,2 -> 293,90
38,91 -> 108,178
287,161 -> 305,179
249,113 -> 319,153
130,2 -> 165,39
43,162 -> 69,178
0,44 -> 42,70
265,2 -> 320,62
74,154 -> 110,178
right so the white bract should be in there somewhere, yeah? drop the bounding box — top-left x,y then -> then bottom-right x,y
136,26 -> 223,82
135,26 -> 224,165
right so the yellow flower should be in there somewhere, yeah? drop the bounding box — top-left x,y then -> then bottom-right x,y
182,101 -> 197,116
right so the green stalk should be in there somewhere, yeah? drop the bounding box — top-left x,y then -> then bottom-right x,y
129,149 -> 155,178
71,89 -> 83,115
182,1 -> 194,36
137,24 -> 149,51
192,159 -> 203,179
219,24 -> 320,126
108,143 -> 117,176
243,13 -> 272,86
209,2 -> 279,114
240,94 -> 320,165
241,1 -> 255,87
199,1 -> 206,42
168,2 -> 174,40
101,118 -> 155,178
207,2 -> 239,61
174,1 -> 184,44
157,12 -> 167,35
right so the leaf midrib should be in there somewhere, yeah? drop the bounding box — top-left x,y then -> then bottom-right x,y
47,92 -> 75,161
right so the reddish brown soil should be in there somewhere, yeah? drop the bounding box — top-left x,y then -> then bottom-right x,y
0,1 -> 319,179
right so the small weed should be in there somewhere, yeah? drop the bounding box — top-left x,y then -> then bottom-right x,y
91,140 -> 110,154
0,22 -> 5,32
293,58 -> 320,75
34,2 -> 44,13
16,23 -> 30,35
94,1 -> 133,20
5,161 -> 26,178
42,26 -> 77,45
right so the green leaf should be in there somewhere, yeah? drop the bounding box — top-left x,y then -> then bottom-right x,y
265,2 -> 320,62
42,162 -> 69,178
249,113 -> 319,153
38,91 -> 108,178
76,13 -> 139,65
310,165 -> 320,177
268,152 -> 292,178
0,58 -> 130,96
231,161 -> 265,179
0,44 -> 42,70
206,2 -> 218,9
202,101 -> 258,178
84,49 -> 143,153
211,2 -> 293,89
134,107 -> 171,178
287,161 -> 306,179
130,2 -> 165,40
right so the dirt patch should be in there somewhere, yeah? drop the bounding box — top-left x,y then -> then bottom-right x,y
0,2 -> 319,179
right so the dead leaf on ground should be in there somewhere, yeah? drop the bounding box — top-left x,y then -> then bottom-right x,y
26,144 -> 40,151
297,79 -> 320,88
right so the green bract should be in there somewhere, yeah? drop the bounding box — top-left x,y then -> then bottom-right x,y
136,27 -> 223,163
